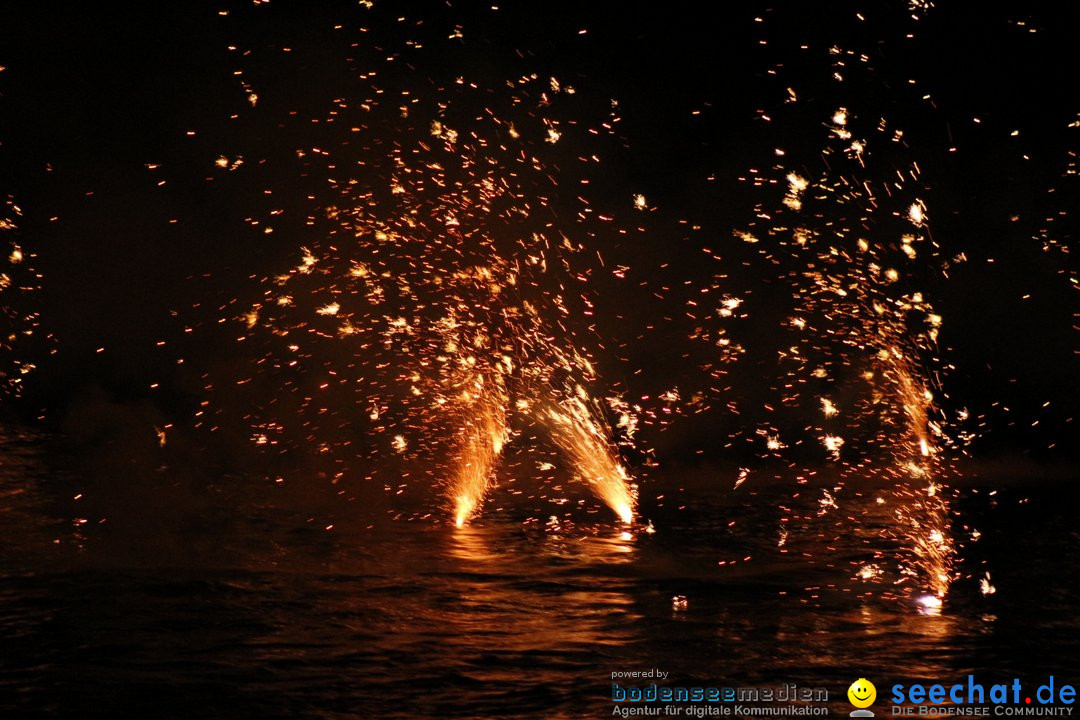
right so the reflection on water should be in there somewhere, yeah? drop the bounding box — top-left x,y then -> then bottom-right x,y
0,429 -> 1078,718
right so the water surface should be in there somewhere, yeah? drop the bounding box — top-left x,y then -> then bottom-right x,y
1,429 -> 1077,718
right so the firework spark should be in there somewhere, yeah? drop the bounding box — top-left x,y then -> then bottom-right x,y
0,196 -> 43,397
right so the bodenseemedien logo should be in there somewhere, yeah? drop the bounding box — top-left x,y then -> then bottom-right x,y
848,678 -> 877,717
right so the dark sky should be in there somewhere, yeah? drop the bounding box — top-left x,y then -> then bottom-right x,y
0,0 -> 1076,460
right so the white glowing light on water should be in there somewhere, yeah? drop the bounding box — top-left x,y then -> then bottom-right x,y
916,594 -> 943,614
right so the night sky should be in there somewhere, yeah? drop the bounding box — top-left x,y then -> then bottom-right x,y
1,0 -> 1076,464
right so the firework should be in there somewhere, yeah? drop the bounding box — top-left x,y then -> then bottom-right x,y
193,11 -> 639,526
0,196 -> 42,398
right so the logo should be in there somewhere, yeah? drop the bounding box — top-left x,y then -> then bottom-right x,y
848,678 -> 877,717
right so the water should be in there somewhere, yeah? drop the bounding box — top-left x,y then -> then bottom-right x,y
1,428 -> 1078,718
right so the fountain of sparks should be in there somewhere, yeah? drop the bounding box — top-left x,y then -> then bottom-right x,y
542,389 -> 636,525
196,17 -> 638,527
450,372 -> 510,528
721,101 -> 965,604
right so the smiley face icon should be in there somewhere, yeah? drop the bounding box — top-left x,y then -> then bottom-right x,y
848,678 -> 877,709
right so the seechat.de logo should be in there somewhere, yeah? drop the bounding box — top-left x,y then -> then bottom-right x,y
848,678 -> 877,717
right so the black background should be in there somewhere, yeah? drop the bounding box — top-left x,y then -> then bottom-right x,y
0,0 -> 1076,463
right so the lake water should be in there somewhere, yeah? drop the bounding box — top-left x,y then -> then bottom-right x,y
1,427 -> 1077,718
